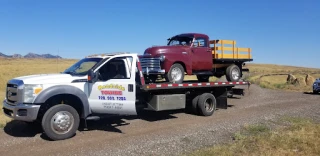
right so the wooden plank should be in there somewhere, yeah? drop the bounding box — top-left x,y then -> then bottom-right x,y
210,40 -> 237,45
212,47 -> 251,52
213,53 -> 252,59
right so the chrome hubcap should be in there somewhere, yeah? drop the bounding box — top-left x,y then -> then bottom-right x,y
205,98 -> 214,112
51,111 -> 74,134
171,67 -> 182,82
231,68 -> 240,80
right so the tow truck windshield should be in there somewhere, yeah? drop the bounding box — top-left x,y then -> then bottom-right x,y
63,57 -> 103,75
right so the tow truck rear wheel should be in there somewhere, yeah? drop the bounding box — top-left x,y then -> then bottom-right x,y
41,104 -> 80,141
197,93 -> 216,116
226,64 -> 241,82
166,63 -> 185,83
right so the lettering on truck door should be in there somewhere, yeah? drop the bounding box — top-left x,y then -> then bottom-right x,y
88,55 -> 137,115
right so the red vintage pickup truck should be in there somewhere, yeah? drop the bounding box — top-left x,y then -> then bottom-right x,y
139,33 -> 253,83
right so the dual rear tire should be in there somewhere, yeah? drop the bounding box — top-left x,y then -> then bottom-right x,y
192,93 -> 216,116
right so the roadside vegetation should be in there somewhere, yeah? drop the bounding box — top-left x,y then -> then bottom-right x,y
188,116 -> 320,156
244,63 -> 320,93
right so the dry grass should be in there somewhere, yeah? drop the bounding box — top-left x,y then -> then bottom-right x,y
0,58 -> 77,92
188,117 -> 320,156
184,75 -> 218,82
245,63 -> 320,92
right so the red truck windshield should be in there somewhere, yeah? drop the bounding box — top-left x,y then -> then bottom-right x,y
167,36 -> 193,46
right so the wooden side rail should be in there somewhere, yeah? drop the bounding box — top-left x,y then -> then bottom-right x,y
210,40 -> 252,60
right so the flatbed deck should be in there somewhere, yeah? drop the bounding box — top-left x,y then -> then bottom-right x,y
142,81 -> 250,90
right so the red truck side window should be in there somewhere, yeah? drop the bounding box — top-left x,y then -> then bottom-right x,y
193,38 -> 207,47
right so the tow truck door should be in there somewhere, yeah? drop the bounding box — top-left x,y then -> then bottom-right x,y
88,55 -> 137,115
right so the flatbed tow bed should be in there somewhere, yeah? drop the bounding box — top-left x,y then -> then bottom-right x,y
136,80 -> 249,111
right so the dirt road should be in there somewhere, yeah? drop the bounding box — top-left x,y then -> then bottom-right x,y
0,85 -> 319,156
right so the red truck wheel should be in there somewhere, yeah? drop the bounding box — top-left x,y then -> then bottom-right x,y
226,64 -> 241,82
166,63 -> 185,83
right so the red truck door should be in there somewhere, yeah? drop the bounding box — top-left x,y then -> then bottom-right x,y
191,37 -> 213,71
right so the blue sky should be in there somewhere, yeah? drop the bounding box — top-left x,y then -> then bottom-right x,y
0,0 -> 319,68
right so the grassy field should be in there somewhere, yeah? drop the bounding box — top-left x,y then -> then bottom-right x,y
244,63 -> 320,92
188,117 -> 320,156
0,59 -> 319,126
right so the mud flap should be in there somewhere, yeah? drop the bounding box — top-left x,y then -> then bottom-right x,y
214,88 -> 228,109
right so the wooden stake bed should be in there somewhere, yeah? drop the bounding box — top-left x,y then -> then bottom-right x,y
210,40 -> 252,60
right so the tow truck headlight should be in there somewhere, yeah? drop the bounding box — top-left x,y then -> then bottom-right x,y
23,84 -> 43,103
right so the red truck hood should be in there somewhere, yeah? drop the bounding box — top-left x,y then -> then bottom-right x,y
142,45 -> 188,57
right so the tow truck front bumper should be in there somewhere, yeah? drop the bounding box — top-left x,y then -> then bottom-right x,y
2,100 -> 40,122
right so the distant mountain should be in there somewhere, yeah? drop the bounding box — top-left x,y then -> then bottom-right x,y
0,52 -> 62,59
0,52 -> 10,58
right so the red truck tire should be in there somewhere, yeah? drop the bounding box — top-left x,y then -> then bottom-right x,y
166,63 -> 185,83
226,64 -> 241,82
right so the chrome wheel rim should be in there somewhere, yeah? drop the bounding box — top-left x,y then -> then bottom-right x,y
171,67 -> 182,82
231,68 -> 240,80
51,111 -> 74,134
205,98 -> 214,112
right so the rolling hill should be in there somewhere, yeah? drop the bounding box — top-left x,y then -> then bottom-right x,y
0,52 -> 61,59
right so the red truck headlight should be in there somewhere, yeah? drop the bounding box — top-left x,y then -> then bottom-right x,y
159,55 -> 166,62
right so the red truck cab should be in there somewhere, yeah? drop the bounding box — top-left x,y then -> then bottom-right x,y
140,33 -> 252,83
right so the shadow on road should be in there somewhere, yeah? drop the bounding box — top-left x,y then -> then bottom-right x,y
303,92 -> 319,95
4,120 -> 42,138
3,109 -> 186,140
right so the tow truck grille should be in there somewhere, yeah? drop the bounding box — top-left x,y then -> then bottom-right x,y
6,83 -> 19,105
140,58 -> 162,73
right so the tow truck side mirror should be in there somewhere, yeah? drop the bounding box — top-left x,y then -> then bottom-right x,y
87,69 -> 97,83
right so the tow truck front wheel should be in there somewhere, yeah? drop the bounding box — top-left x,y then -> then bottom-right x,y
166,63 -> 185,83
42,104 -> 80,141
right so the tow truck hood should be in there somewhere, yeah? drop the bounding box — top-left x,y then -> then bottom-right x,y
13,73 -> 85,84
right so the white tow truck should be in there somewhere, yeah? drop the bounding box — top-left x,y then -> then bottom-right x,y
2,53 -> 249,141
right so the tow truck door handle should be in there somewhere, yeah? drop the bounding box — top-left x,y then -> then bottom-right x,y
128,84 -> 133,92
182,52 -> 187,54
